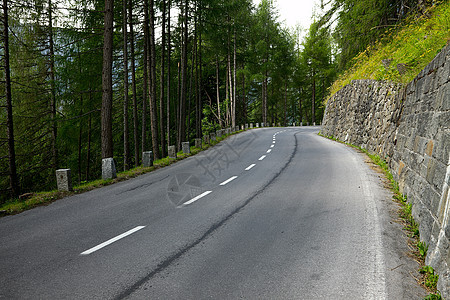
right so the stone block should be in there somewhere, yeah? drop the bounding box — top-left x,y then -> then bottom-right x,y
56,169 -> 73,192
245,124 -> 248,129
102,158 -> 117,180
216,130 -> 222,138
256,123 -> 259,128
195,138 -> 202,149
203,135 -> 210,145
142,151 -> 153,167
182,142 -> 190,154
250,123 -> 253,128
210,132 -> 216,141
168,145 -> 177,159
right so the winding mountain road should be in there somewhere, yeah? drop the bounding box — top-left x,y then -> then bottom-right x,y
0,127 -> 426,299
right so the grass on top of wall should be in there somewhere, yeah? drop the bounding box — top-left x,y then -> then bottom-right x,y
328,1 -> 450,101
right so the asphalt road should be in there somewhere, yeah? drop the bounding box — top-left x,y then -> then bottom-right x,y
0,127 -> 426,299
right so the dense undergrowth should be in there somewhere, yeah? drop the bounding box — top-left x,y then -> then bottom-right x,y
328,0 -> 450,99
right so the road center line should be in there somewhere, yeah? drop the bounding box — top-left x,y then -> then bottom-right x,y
183,191 -> 213,206
270,145 -> 274,148
259,155 -> 266,161
245,164 -> 256,171
80,226 -> 146,255
267,149 -> 272,153
220,176 -> 238,186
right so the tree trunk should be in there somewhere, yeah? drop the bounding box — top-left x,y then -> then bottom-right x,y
142,20 -> 148,154
48,0 -> 58,171
122,0 -> 130,170
159,0 -> 167,157
128,0 -> 139,166
3,0 -> 19,197
196,2 -> 202,138
86,111 -> 92,181
312,75 -> 316,124
232,27 -> 236,128
166,0 -> 171,148
178,0 -> 188,148
78,96 -> 83,184
101,0 -> 114,159
145,0 -> 160,159
284,80 -> 287,126
216,57 -> 222,127
242,73 -> 246,124
298,87 -> 303,124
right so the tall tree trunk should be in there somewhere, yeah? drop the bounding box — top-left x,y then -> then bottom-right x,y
242,73 -> 246,124
166,0 -> 171,148
101,0 -> 114,159
86,111 -> 92,181
197,16 -> 202,138
194,8 -> 198,138
77,97 -> 83,184
262,71 -> 267,125
145,0 -> 160,159
142,22 -> 148,154
77,50 -> 83,184
298,87 -> 303,124
159,0 -> 167,157
312,74 -> 316,124
48,0 -> 58,170
3,0 -> 19,197
122,0 -> 130,171
232,27 -> 236,129
216,57 -> 222,127
128,0 -> 139,166
178,0 -> 188,148
176,60 -> 181,149
284,80 -> 287,126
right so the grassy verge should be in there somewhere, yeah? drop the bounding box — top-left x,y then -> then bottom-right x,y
319,133 -> 441,299
0,130 -> 243,217
328,1 -> 450,99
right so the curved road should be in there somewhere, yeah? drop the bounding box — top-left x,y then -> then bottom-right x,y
0,127 -> 425,299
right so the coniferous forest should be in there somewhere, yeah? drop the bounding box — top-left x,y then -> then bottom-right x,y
0,0 -> 436,202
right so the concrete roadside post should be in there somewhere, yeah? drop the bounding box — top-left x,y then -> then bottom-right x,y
168,146 -> 177,159
56,169 -> 73,192
182,142 -> 190,154
195,138 -> 202,149
142,151 -> 153,167
102,158 -> 117,180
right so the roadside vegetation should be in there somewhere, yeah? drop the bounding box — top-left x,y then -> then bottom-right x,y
328,0 -> 450,97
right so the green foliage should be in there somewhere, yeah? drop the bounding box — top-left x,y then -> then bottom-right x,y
417,241 -> 429,259
329,1 -> 450,98
420,266 -> 440,291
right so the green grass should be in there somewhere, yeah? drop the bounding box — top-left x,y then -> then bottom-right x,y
328,1 -> 450,99
0,129 -> 245,216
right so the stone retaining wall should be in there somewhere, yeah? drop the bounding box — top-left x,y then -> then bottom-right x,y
322,43 -> 450,297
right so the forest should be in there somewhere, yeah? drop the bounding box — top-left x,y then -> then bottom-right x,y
0,0 -> 436,202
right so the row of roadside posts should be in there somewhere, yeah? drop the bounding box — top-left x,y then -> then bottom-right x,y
56,121 -> 318,191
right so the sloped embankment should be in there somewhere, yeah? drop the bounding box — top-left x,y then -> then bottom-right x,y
321,43 -> 449,297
